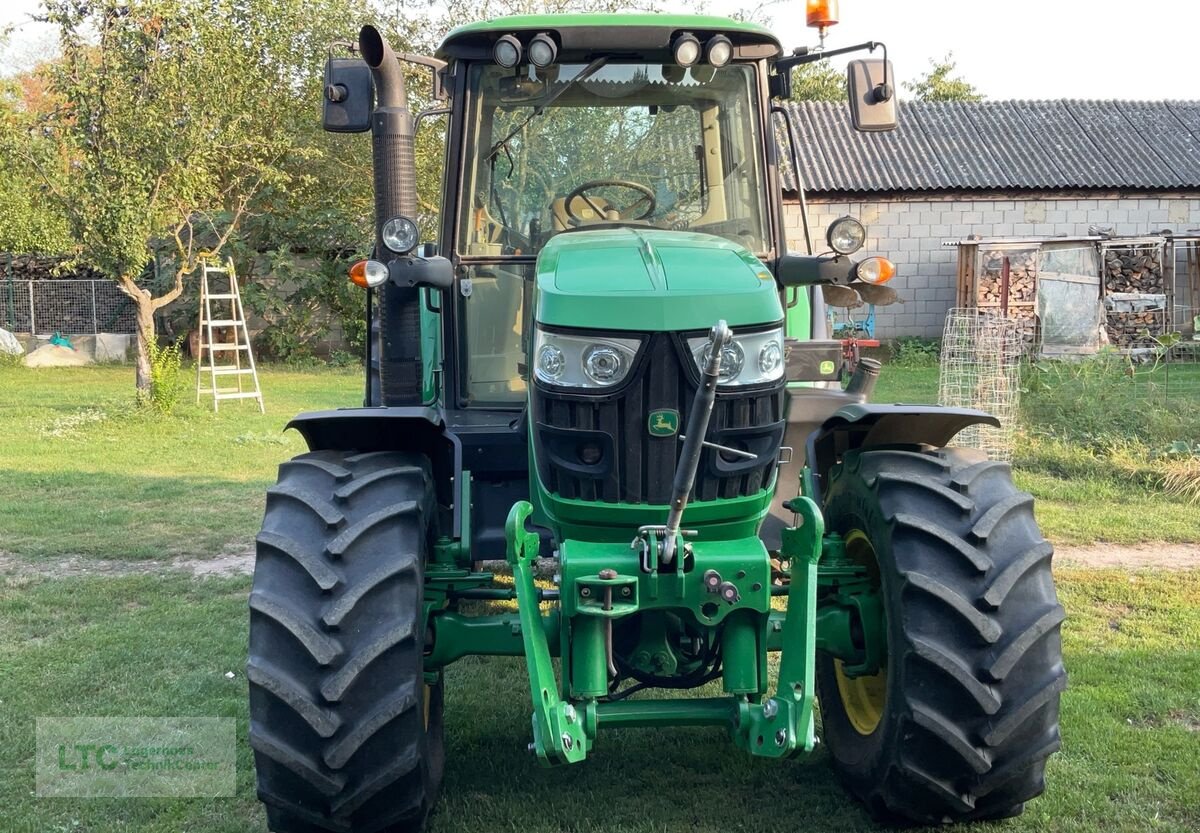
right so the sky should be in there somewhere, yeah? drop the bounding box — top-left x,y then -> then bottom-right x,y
3,0 -> 1199,100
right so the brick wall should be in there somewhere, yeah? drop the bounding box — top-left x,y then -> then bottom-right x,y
784,195 -> 1200,339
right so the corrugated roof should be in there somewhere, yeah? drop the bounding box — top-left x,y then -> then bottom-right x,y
776,100 -> 1200,193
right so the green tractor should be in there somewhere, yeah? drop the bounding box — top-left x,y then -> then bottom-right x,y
248,12 -> 1065,832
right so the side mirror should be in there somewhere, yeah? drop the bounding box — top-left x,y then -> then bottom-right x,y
847,59 -> 896,132
323,55 -> 373,133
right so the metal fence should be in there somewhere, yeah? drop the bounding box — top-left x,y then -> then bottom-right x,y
2,279 -> 138,335
1131,306 -> 1200,404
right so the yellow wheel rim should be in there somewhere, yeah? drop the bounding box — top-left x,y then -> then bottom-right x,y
834,658 -> 887,735
423,683 -> 432,730
833,529 -> 887,736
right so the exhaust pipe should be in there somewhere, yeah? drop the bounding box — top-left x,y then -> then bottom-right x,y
843,356 -> 881,399
359,25 -> 422,405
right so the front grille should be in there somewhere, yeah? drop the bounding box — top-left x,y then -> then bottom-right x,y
532,333 -> 785,504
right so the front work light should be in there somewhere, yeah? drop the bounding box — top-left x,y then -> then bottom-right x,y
349,259 -> 388,288
382,216 -> 419,253
493,34 -> 522,68
706,35 -> 732,68
855,256 -> 897,284
827,216 -> 866,255
528,33 -> 557,68
672,33 -> 701,67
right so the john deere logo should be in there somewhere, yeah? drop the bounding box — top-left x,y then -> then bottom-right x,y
648,409 -> 679,437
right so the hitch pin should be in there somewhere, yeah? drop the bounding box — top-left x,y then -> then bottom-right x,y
599,568 -> 618,678
678,435 -> 758,461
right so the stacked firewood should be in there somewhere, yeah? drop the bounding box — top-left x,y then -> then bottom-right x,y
0,253 -> 106,281
1103,247 -> 1164,293
977,249 -> 1037,304
1006,307 -> 1040,354
1105,309 -> 1166,348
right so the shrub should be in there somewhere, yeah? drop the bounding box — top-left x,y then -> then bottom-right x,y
888,336 -> 941,368
146,336 -> 186,414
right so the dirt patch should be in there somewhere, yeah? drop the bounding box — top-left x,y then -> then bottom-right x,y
175,551 -> 254,577
1055,543 -> 1200,570
0,548 -> 253,580
1,542 -> 1197,580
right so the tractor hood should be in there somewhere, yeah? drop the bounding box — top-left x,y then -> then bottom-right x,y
535,228 -> 782,331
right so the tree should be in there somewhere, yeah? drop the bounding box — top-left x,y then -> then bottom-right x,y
903,52 -> 984,102
790,60 -> 846,102
32,0 -> 369,399
0,71 -> 72,254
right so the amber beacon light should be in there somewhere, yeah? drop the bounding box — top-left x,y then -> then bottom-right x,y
806,0 -> 839,28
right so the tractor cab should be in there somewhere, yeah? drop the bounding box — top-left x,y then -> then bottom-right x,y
438,17 -> 784,407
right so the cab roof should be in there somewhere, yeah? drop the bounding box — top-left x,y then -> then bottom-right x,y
436,13 -> 782,62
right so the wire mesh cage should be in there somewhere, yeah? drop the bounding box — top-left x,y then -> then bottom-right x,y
1130,305 -> 1200,404
938,308 -> 1023,461
2,279 -> 137,335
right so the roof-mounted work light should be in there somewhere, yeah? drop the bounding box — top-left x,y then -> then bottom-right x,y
493,34 -> 522,68
706,35 -> 732,68
528,32 -> 557,67
672,33 -> 701,67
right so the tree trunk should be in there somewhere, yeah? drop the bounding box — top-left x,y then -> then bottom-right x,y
134,297 -> 155,398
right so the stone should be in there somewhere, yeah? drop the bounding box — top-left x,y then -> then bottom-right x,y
0,327 -> 22,357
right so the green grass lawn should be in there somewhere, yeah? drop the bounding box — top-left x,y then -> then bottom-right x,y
0,568 -> 1196,832
1,362 -> 1198,832
2,362 -> 1195,560
0,363 -> 361,559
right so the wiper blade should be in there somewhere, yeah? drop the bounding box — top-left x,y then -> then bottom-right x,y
486,57 -> 610,163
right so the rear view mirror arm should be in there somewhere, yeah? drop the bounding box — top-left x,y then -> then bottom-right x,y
776,40 -> 887,76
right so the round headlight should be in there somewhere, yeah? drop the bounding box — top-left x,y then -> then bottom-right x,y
759,339 -> 782,375
493,34 -> 522,68
528,33 -> 557,68
701,340 -> 744,383
382,216 -> 419,253
582,344 -> 625,384
673,33 -> 701,68
706,35 -> 732,68
827,216 -> 866,255
537,344 -> 564,382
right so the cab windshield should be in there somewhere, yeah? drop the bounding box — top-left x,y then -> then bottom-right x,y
458,61 -> 771,257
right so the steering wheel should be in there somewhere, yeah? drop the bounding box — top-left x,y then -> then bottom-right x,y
565,179 -> 657,224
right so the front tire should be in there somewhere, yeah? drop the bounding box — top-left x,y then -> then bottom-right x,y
818,447 -> 1066,824
248,450 -> 444,833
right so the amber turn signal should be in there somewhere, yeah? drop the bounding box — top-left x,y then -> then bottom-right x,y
855,256 -> 896,285
349,259 -> 388,288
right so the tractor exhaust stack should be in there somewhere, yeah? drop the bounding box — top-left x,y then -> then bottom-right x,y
359,25 -> 423,405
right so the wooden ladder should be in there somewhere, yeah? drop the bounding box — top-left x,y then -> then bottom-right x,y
195,257 -> 264,413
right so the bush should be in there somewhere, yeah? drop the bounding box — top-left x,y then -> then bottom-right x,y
146,336 -> 186,414
888,336 -> 941,368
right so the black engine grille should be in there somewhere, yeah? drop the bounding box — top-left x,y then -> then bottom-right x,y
532,333 -> 785,505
